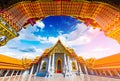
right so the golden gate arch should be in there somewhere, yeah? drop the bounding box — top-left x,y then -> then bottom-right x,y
0,1 -> 120,46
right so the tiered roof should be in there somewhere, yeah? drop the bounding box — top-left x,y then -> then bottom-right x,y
93,53 -> 120,70
41,40 -> 85,64
0,54 -> 32,70
0,54 -> 24,70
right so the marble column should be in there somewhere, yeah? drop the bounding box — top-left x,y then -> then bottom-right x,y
18,71 -> 23,81
84,65 -> 88,74
36,62 -> 40,73
39,61 -> 43,71
21,70 -> 29,81
38,60 -> 42,72
0,70 -> 3,76
8,70 -> 15,81
67,55 -> 71,74
64,54 -> 67,73
52,54 -> 55,73
91,70 -> 94,75
99,70 -> 102,76
69,60 -> 72,73
79,64 -> 83,75
108,70 -> 113,77
28,65 -> 34,81
48,55 -> 52,72
103,70 -> 107,76
94,70 -> 96,75
77,62 -> 80,74
2,70 -> 10,81
94,70 -> 98,75
115,69 -> 120,77
13,70 -> 19,81
75,60 -> 78,71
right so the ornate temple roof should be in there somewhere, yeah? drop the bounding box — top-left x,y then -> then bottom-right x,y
93,53 -> 120,69
41,40 -> 85,63
0,54 -> 24,70
0,0 -> 120,9
0,54 -> 22,65
0,0 -> 120,46
0,54 -> 32,70
41,40 -> 75,56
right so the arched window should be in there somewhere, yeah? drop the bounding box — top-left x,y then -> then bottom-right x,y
42,62 -> 46,70
72,62 -> 77,71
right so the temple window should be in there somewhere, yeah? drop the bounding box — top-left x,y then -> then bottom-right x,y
42,62 -> 46,71
72,62 -> 77,71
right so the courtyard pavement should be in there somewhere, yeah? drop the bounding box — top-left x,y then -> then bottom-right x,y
0,74 -> 120,81
32,74 -> 120,81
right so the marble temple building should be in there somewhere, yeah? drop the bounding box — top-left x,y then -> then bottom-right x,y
34,40 -> 86,77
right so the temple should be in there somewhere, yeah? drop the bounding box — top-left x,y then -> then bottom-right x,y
34,40 -> 86,77
0,40 -> 120,81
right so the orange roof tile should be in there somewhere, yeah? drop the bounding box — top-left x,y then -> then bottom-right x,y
0,54 -> 22,65
93,53 -> 120,69
0,66 -> 24,70
0,54 -> 33,70
95,53 -> 120,65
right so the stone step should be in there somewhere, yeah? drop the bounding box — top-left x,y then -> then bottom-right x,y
53,73 -> 64,78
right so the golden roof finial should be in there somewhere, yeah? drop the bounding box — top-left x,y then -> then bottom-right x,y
57,38 -> 62,43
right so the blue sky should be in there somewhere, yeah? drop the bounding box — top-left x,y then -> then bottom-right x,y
0,16 -> 120,59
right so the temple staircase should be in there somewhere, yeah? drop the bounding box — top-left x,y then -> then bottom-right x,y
53,73 -> 64,78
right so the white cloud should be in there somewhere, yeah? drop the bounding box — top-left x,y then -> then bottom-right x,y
1,52 -> 16,57
87,27 -> 102,39
88,27 -> 100,33
33,47 -> 43,53
67,36 -> 90,46
55,23 -> 91,46
21,47 -> 43,59
0,21 -> 45,59
68,23 -> 90,41
1,19 -> 120,60
93,47 -> 111,52
0,46 -> 18,58
15,26 -> 37,41
34,21 -> 45,29
35,23 -> 91,46
11,22 -> 91,48
22,53 -> 35,59
36,48 -> 43,53
12,21 -> 45,41
58,31 -> 64,35
0,42 -> 43,59
40,36 -> 58,44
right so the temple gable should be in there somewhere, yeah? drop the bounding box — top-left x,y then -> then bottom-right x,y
48,40 -> 69,55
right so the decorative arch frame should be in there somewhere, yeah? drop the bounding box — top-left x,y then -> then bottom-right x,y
0,1 -> 120,46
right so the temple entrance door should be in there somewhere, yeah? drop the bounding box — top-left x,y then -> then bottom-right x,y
56,59 -> 62,73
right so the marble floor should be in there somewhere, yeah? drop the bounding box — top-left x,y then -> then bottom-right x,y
31,74 -> 120,81
0,74 -> 120,81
